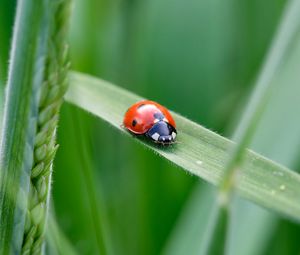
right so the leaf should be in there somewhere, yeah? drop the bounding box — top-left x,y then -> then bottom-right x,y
205,0 -> 300,253
219,0 -> 300,194
0,1 -> 50,253
69,108 -> 111,255
162,184 -> 215,255
21,0 -> 72,253
46,213 -> 79,255
65,71 -> 300,221
163,1 -> 300,255
228,24 -> 300,255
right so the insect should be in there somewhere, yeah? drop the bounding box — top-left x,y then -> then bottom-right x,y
123,100 -> 177,145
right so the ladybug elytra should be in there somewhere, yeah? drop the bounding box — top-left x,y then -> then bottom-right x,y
123,100 -> 177,144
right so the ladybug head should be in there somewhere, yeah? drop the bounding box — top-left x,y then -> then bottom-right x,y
145,120 -> 177,144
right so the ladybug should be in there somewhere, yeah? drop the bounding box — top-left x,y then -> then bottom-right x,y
123,100 -> 177,144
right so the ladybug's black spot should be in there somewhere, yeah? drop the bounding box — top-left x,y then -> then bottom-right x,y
137,104 -> 146,109
154,112 -> 165,120
132,119 -> 137,127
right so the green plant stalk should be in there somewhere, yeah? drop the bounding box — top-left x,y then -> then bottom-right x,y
219,0 -> 300,200
66,72 -> 300,221
70,109 -> 109,255
0,0 -> 50,254
200,203 -> 229,255
21,1 -> 71,254
46,213 -> 78,255
203,1 -> 300,254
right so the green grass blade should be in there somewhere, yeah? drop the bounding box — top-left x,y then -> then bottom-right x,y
21,0 -> 72,253
65,71 -> 300,221
70,108 -> 110,255
0,0 -> 50,253
205,0 -> 300,253
0,0 -> 72,253
228,31 -> 300,255
200,204 -> 228,255
46,213 -> 78,255
162,184 -> 215,255
220,0 -> 300,196
162,1 -> 300,254
163,29 -> 300,255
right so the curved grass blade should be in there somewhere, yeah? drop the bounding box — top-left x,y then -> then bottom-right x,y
46,213 -> 78,255
163,1 -> 300,254
65,71 -> 300,221
228,29 -> 300,255
200,204 -> 228,255
204,0 -> 300,254
219,0 -> 300,200
162,184 -> 215,255
69,108 -> 110,255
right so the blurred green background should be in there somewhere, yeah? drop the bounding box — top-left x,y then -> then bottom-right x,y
1,0 -> 300,254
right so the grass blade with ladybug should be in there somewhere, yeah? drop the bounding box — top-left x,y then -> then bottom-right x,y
123,100 -> 177,145
65,71 -> 300,222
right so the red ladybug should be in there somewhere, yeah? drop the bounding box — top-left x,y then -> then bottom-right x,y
123,100 -> 177,144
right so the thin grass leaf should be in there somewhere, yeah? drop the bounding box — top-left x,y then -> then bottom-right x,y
21,0 -> 72,253
202,0 -> 300,253
162,184 -> 215,255
69,108 -> 110,255
0,0 -> 72,253
228,30 -> 300,255
163,29 -> 300,255
65,71 -> 300,221
219,0 -> 300,199
200,204 -> 228,255
0,1 -> 50,253
46,213 -> 78,255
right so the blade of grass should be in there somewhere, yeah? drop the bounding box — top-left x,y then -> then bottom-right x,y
46,213 -> 78,255
204,0 -> 300,253
21,0 -> 72,254
0,0 -> 15,82
162,184 -> 215,255
0,0 -> 72,253
65,71 -> 300,221
219,0 -> 300,200
163,29 -> 300,255
200,203 -> 229,255
69,108 -> 110,255
228,30 -> 300,255
0,1 -> 50,253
